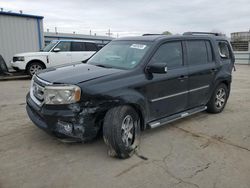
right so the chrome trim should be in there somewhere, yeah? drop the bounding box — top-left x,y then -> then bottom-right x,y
151,90 -> 188,102
149,106 -> 207,129
149,122 -> 160,128
189,85 -> 209,93
30,78 -> 42,106
30,75 -> 52,106
35,75 -> 52,85
151,85 -> 209,102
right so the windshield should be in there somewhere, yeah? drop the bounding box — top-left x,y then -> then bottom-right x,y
88,41 -> 152,69
41,41 -> 58,52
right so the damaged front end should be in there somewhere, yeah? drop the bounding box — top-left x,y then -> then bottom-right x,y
26,76 -> 112,142
26,95 -> 104,141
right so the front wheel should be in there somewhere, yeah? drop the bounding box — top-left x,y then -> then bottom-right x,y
207,83 -> 229,113
27,62 -> 44,76
103,105 -> 140,159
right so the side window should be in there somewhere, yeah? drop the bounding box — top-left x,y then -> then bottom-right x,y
186,40 -> 208,65
85,43 -> 98,51
55,42 -> 71,52
205,41 -> 213,62
150,42 -> 183,69
218,41 -> 231,59
71,42 -> 85,51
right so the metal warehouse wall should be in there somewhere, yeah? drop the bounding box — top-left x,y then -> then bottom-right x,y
44,32 -> 113,46
0,13 -> 44,68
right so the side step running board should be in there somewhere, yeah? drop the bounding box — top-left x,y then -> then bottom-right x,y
148,106 -> 207,129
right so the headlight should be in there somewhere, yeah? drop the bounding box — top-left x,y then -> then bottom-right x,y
44,85 -> 81,105
13,56 -> 24,62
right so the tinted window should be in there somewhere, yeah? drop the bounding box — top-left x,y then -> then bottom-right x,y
205,41 -> 213,62
218,41 -> 231,59
150,42 -> 183,69
71,42 -> 85,51
186,40 -> 208,65
85,43 -> 98,51
55,42 -> 71,52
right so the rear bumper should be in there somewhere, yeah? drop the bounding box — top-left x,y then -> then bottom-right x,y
26,93 -> 101,141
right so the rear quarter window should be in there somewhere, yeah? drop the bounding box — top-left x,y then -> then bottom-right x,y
218,41 -> 231,59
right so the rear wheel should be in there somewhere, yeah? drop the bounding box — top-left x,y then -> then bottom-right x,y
103,105 -> 140,159
27,62 -> 44,76
207,83 -> 228,113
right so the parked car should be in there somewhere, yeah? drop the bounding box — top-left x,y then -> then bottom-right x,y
26,32 -> 235,159
11,40 -> 99,76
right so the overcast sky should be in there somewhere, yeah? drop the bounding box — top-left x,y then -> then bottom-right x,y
1,0 -> 250,37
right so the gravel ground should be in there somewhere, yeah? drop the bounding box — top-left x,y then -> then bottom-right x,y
0,65 -> 250,188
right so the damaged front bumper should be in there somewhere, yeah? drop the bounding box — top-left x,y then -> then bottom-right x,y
26,93 -> 101,141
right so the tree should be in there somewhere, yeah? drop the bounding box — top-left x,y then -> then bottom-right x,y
162,31 -> 172,35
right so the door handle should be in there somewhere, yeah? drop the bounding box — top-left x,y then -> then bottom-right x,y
178,75 -> 188,81
210,68 -> 218,73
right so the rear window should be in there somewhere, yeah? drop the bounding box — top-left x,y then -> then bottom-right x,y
71,42 -> 85,51
85,43 -> 98,51
186,40 -> 212,65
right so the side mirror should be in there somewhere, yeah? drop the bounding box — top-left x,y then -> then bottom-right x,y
146,63 -> 168,74
53,48 -> 61,52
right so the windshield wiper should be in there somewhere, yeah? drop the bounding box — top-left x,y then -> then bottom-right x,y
94,64 -> 113,68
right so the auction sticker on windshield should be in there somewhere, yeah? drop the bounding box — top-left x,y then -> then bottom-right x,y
130,44 -> 147,50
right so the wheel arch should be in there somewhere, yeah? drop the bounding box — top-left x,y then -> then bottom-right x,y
25,59 -> 46,71
93,91 -> 148,131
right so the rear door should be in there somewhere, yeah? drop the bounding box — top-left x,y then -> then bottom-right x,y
144,41 -> 189,121
185,40 -> 216,108
71,42 -> 98,63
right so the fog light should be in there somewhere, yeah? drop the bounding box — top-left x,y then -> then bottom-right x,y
58,121 -> 73,133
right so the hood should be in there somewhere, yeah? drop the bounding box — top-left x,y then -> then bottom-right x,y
37,63 -> 125,84
14,52 -> 50,57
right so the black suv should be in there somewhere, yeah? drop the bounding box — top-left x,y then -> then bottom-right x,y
26,32 -> 235,158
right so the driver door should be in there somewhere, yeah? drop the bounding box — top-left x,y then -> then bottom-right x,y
48,41 -> 72,67
144,41 -> 188,121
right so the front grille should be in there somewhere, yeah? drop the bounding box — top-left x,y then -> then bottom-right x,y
32,81 -> 45,102
30,76 -> 51,106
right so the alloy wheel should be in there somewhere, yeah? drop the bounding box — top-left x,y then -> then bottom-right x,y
29,64 -> 42,75
215,88 -> 226,109
121,115 -> 135,147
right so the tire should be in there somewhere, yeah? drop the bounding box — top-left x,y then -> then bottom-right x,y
27,62 -> 44,76
206,83 -> 229,113
103,105 -> 140,159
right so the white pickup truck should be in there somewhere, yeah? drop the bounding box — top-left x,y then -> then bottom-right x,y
11,40 -> 99,76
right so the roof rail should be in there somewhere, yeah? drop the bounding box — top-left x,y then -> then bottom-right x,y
183,32 -> 223,36
142,33 -> 163,36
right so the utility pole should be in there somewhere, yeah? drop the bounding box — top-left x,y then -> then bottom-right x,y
106,29 -> 113,37
55,27 -> 58,34
90,30 -> 92,36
